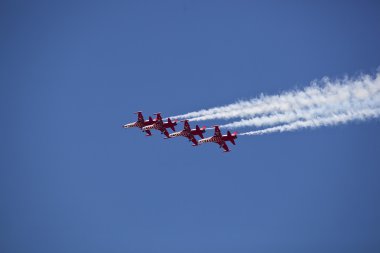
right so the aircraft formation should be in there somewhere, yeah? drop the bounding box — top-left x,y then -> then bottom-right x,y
123,112 -> 238,152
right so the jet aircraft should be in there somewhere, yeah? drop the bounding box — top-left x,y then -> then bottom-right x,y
198,125 -> 238,152
123,111 -> 156,136
142,113 -> 177,138
168,120 -> 206,146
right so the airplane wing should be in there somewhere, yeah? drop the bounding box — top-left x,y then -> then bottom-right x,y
214,126 -> 222,137
184,120 -> 191,132
162,128 -> 170,138
215,140 -> 229,152
188,135 -> 198,146
221,142 -> 230,152
135,111 -> 144,122
154,113 -> 163,122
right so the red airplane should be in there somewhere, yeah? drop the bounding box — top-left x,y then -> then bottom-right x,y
122,111 -> 156,136
142,113 -> 177,138
198,126 -> 238,152
168,120 -> 206,146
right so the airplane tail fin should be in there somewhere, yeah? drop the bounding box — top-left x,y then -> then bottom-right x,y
196,125 -> 206,138
227,131 -> 236,145
167,118 -> 176,131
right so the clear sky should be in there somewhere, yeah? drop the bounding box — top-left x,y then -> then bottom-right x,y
1,1 -> 380,252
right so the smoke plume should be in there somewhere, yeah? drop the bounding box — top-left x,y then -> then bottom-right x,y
172,72 -> 380,135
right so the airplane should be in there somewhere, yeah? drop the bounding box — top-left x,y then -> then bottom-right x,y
142,113 -> 177,138
198,125 -> 238,152
122,111 -> 156,136
168,120 -> 206,146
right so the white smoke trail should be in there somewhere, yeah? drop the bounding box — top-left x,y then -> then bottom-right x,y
172,72 -> 380,125
240,107 -> 380,136
220,87 -> 380,129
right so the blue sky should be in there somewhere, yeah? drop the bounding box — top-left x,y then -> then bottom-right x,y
1,1 -> 380,252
